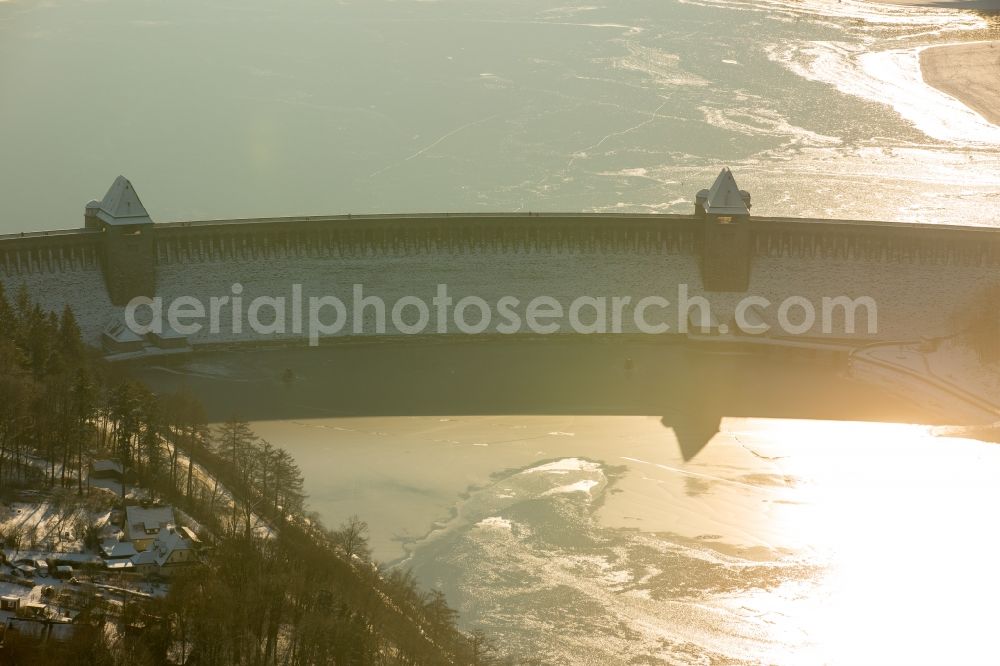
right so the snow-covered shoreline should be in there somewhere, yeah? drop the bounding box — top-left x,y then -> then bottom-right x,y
850,340 -> 1000,423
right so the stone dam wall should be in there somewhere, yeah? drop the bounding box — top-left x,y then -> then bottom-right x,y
1,212 -> 998,347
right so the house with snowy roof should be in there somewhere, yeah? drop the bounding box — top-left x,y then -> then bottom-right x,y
100,539 -> 138,561
124,505 -> 176,552
90,459 -> 125,482
129,526 -> 196,576
101,320 -> 146,355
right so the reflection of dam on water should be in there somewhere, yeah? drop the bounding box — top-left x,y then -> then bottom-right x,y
130,337 -> 931,461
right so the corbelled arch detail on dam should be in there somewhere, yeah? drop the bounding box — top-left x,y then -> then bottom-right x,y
2,169 -> 1000,347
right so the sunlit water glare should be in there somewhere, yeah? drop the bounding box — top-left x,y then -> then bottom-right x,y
244,414 -> 1000,664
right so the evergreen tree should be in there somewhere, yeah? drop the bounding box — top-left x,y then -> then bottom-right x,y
214,417 -> 257,535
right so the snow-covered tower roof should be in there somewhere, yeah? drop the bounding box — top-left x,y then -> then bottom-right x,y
89,176 -> 153,227
696,167 -> 751,217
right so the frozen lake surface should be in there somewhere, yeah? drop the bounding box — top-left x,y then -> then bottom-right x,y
130,338 -> 1000,664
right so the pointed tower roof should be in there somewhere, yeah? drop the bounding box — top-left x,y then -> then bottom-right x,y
95,176 -> 153,226
702,167 -> 750,216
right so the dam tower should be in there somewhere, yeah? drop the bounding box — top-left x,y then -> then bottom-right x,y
696,167 -> 752,292
85,176 -> 156,305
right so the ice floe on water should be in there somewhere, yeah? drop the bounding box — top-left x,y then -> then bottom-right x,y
678,0 -> 986,32
405,456 -> 819,664
673,0 -> 997,149
768,41 -> 1000,147
541,479 -> 600,497
523,457 -> 600,474
700,105 -> 843,147
615,43 -> 711,88
476,516 -> 513,531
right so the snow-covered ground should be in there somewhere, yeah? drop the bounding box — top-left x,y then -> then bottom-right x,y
0,497 -> 109,557
160,434 -> 274,540
925,339 -> 1000,399
850,340 -> 1000,423
0,494 -> 122,618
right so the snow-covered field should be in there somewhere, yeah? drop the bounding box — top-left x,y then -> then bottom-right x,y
0,493 -> 120,619
0,497 -> 108,557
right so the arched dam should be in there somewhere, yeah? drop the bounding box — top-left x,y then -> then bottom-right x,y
2,171 -> 997,349
4,171 -> 998,458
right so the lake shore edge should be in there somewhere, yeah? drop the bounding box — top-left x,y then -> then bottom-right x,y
919,40 -> 1000,126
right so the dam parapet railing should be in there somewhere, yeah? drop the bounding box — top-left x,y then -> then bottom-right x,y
5,202 -> 1000,290
0,228 -> 104,275
150,212 -> 1000,264
4,213 -> 1000,286
152,213 -> 701,266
